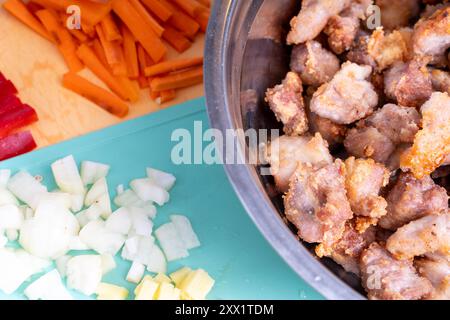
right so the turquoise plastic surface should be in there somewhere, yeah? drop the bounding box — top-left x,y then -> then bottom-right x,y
0,98 -> 323,300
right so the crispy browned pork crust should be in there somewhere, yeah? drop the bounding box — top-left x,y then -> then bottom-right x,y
376,0 -> 420,30
416,251 -> 450,300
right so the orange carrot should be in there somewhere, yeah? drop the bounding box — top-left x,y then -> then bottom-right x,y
162,26 -> 191,53
158,89 -> 176,103
197,0 -> 210,8
92,38 -> 109,68
81,22 -> 96,38
69,28 -> 88,42
117,76 -> 140,102
112,0 -> 166,62
148,77 -> 160,99
30,0 -> 112,26
140,0 -> 173,22
137,44 -> 154,75
144,57 -> 203,77
128,0 -> 164,37
171,0 -> 204,18
26,1 -> 44,15
62,72 -> 129,117
196,10 -> 209,32
159,0 -> 199,38
36,9 -> 84,72
76,43 -> 130,101
95,24 -> 122,65
101,14 -> 122,42
150,66 -> 203,91
121,25 -> 139,79
3,0 -> 53,42
138,76 -> 149,89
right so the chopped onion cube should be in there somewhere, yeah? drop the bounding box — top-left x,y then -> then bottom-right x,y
100,254 -> 116,275
146,243 -> 167,274
155,223 -> 189,262
146,168 -> 176,191
6,229 -> 18,241
68,236 -> 89,251
24,269 -> 73,300
55,255 -> 71,278
51,155 -> 85,195
130,205 -> 157,220
0,235 -> 7,247
130,210 -> 153,237
0,188 -> 19,206
66,255 -> 103,296
84,177 -> 111,219
114,189 -> 145,207
116,184 -> 124,195
70,193 -> 85,213
79,220 -> 125,256
121,236 -> 141,261
130,178 -> 169,206
7,171 -> 47,209
170,215 -> 201,250
126,261 -> 145,284
105,207 -> 131,235
81,161 -> 110,186
0,204 -> 23,230
0,169 -> 11,187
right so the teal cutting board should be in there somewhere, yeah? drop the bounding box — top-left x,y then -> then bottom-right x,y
0,98 -> 323,300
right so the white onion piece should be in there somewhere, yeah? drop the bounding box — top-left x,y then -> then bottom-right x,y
6,229 -> 18,241
66,255 -> 102,296
38,192 -> 72,209
68,236 -> 89,251
0,248 -> 50,294
170,215 -> 201,250
130,210 -> 153,237
146,243 -> 167,274
121,236 -> 141,261
105,207 -> 131,235
100,254 -> 116,275
51,155 -> 85,195
7,171 -> 47,209
0,235 -> 7,247
0,188 -> 19,206
0,169 -> 11,187
0,204 -> 24,230
79,220 -> 125,256
130,205 -> 157,220
126,261 -> 145,284
55,255 -> 71,278
155,223 -> 189,262
70,194 -> 85,213
116,184 -> 124,195
114,189 -> 145,207
25,269 -> 73,300
80,161 -> 110,186
84,177 -> 111,219
19,199 -> 80,259
146,168 -> 176,191
76,204 -> 102,227
130,178 -> 169,206
22,206 -> 33,220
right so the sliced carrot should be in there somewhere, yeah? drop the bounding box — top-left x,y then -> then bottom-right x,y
159,0 -> 199,38
171,0 -> 204,18
101,13 -> 122,42
148,77 -> 160,100
3,0 -> 53,42
92,38 -> 109,68
121,25 -> 139,79
196,10 -> 209,33
158,89 -> 176,104
62,72 -> 129,117
150,66 -> 203,91
26,1 -> 44,15
36,9 -> 84,72
76,43 -> 130,101
197,0 -> 210,8
30,0 -> 112,26
128,0 -> 164,37
112,0 -> 166,62
162,26 -> 191,53
69,28 -> 88,42
81,22 -> 96,38
111,46 -> 128,78
144,57 -> 203,77
138,76 -> 149,89
95,24 -> 122,65
137,44 -> 154,75
117,76 -> 140,102
140,0 -> 173,22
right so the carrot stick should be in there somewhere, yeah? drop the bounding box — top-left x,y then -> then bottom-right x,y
197,0 -> 210,8
62,73 -> 129,117
138,76 -> 149,89
141,0 -> 173,22
148,77 -> 160,99
81,22 -> 96,38
121,25 -> 139,79
137,44 -> 154,75
158,89 -> 176,104
3,0 -> 53,42
26,1 -> 44,15
112,0 -> 166,62
69,28 -> 88,42
92,39 -> 109,68
101,14 -> 122,42
196,10 -> 209,32
144,57 -> 203,77
171,0 -> 204,18
95,24 -> 122,65
76,43 -> 130,101
150,66 -> 203,91
117,76 -> 140,102
128,0 -> 164,37
36,9 -> 84,72
162,26 -> 191,53
159,0 -> 199,37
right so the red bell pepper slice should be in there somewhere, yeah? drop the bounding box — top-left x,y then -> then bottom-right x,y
0,79 -> 18,98
0,131 -> 37,161
0,104 -> 38,138
0,94 -> 22,115
0,72 -> 6,84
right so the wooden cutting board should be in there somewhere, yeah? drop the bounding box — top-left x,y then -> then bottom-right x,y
0,3 -> 204,148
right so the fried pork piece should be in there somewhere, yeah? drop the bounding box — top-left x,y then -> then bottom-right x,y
375,0 -> 420,30
344,157 -> 390,220
367,28 -> 409,71
284,160 -> 353,252
347,31 -> 377,68
384,60 -> 433,108
324,0 -> 372,54
379,172 -> 449,230
287,0 -> 351,45
360,243 -> 433,300
363,104 -> 421,144
413,6 -> 450,63
344,127 -> 396,164
290,41 -> 340,87
386,144 -> 412,171
400,92 -> 450,178
310,62 -> 378,124
416,252 -> 450,300
430,68 -> 450,94
265,134 -> 332,193
386,214 -> 450,260
318,222 -> 376,275
265,72 -> 308,136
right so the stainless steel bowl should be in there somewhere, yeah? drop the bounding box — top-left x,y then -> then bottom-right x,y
205,0 -> 365,300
